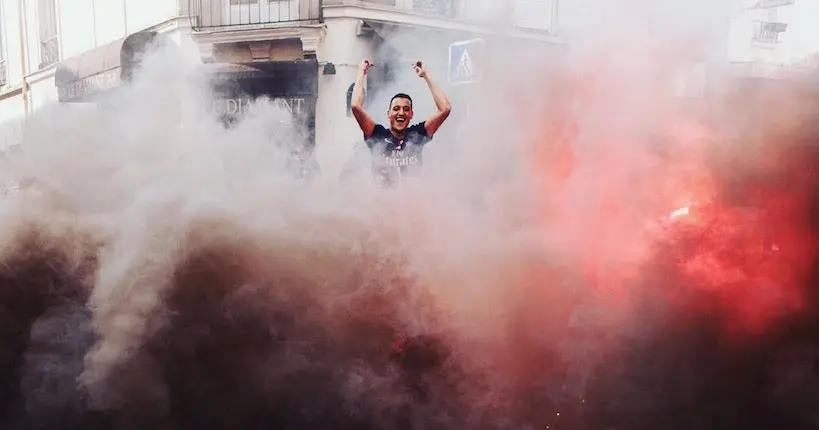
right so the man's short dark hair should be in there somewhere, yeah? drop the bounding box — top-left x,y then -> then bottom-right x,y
389,93 -> 413,109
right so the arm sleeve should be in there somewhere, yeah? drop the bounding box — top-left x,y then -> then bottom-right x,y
366,124 -> 387,148
409,122 -> 432,145
411,122 -> 429,136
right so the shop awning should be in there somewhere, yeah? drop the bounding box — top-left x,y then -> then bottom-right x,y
54,31 -> 160,103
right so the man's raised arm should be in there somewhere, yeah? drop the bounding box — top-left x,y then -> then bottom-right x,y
351,59 -> 376,137
414,61 -> 452,138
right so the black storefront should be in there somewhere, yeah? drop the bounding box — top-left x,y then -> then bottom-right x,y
202,60 -> 318,142
202,60 -> 320,178
54,34 -> 320,176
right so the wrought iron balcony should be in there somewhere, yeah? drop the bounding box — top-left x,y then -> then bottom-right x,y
189,0 -> 323,31
322,0 -> 459,19
189,0 -> 560,33
323,0 -> 559,32
40,36 -> 60,68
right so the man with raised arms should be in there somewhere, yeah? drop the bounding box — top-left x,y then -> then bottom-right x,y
350,59 -> 452,186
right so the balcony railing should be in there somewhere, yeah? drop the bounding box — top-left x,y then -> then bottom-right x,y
0,60 -> 7,87
189,0 -> 559,33
40,36 -> 60,69
321,0 -> 465,20
324,0 -> 559,32
190,0 -> 323,30
406,0 -> 456,17
753,21 -> 787,44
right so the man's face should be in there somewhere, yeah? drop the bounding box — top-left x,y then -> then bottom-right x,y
388,97 -> 413,131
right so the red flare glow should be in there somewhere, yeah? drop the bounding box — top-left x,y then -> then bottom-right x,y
523,56 -> 818,337
666,148 -> 817,335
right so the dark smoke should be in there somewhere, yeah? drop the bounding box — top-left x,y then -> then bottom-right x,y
4,128 -> 819,430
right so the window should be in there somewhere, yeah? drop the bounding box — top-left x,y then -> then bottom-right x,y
515,0 -> 558,32
37,0 -> 59,68
754,21 -> 787,44
753,6 -> 787,44
412,0 -> 454,17
229,0 -> 260,4
0,3 -> 7,86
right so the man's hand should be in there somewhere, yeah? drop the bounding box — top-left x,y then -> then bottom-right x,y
413,61 -> 428,79
352,59 -> 376,137
416,60 -> 451,138
359,59 -> 374,76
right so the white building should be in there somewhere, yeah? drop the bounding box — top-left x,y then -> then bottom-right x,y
727,0 -> 819,65
0,0 -> 564,172
0,0 -> 190,120
0,0 -> 192,151
725,0 -> 819,84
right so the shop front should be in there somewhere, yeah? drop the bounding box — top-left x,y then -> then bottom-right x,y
204,60 -> 317,141
54,31 -> 162,103
204,59 -> 320,179
55,37 -> 321,178
55,33 -> 319,152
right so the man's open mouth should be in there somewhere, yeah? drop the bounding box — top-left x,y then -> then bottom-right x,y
396,116 -> 406,124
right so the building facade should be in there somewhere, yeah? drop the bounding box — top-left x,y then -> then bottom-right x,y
0,1 -> 815,173
0,0 -> 192,148
187,0 -> 565,173
0,0 -> 191,117
0,0 -> 564,173
726,0 -> 819,65
718,0 -> 819,110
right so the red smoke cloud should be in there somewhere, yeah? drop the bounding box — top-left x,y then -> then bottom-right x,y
521,48 -> 818,339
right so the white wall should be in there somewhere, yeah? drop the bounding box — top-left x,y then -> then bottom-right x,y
28,73 -> 57,110
314,17 -> 377,177
0,1 -> 29,89
774,0 -> 819,64
125,0 -> 183,34
58,0 -> 185,58
0,0 -> 34,127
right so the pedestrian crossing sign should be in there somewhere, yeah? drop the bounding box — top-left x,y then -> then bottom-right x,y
448,38 -> 484,85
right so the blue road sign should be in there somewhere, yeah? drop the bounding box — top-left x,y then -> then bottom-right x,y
448,38 -> 485,85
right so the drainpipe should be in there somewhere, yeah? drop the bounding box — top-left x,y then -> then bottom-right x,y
17,0 -> 29,117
